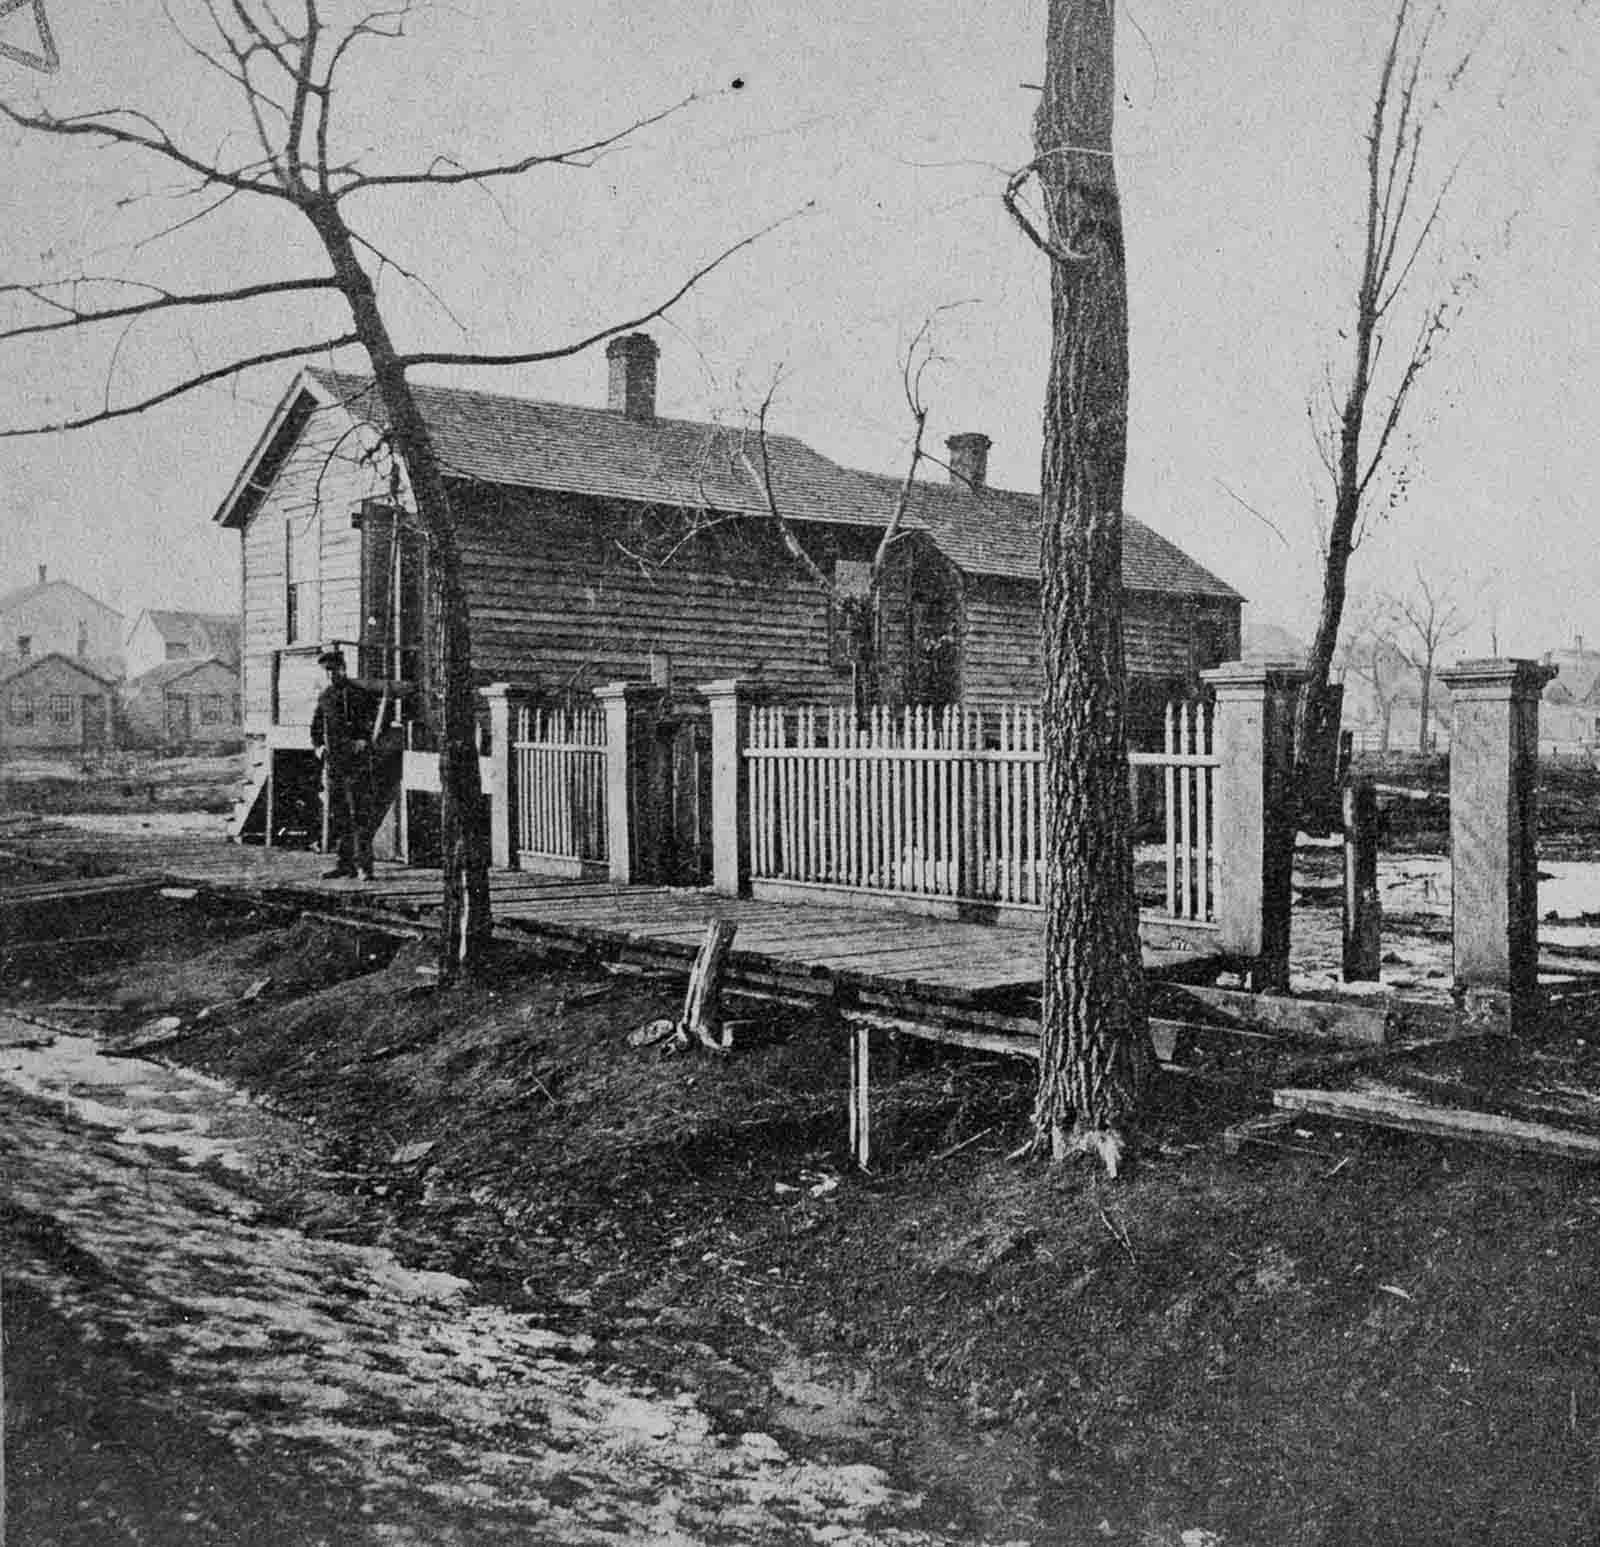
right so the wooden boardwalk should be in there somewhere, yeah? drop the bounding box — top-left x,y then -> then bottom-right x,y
0,822 -> 1222,1011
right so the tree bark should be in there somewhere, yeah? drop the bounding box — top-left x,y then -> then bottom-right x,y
306,199 -> 493,977
1028,0 -> 1152,1169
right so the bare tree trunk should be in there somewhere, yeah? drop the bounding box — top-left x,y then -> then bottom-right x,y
1417,665 -> 1433,754
1026,0 -> 1152,1170
308,202 -> 492,977
1295,0 -> 1457,825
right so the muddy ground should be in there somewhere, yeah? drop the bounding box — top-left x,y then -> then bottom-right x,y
4,864 -> 1600,1546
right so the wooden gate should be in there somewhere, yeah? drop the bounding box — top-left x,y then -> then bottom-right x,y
651,704 -> 713,886
511,702 -> 608,872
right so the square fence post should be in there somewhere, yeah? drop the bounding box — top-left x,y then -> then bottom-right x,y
479,682 -> 525,870
698,679 -> 752,897
595,681 -> 668,886
1440,658 -> 1557,1032
1201,660 -> 1307,991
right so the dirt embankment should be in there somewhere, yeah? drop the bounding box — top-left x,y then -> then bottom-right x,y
9,892 -> 1600,1544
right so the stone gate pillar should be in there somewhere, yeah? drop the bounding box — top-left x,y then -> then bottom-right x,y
595,681 -> 667,886
479,682 -> 527,870
699,679 -> 752,897
1439,658 -> 1556,1031
1201,660 -> 1307,991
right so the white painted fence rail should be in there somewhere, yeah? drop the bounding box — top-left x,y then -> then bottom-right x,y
745,700 -> 1218,923
512,703 -> 608,867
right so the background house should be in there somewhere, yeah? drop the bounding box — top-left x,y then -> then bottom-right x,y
124,609 -> 241,679
0,653 -> 117,754
0,566 -> 124,681
120,657 -> 243,750
214,336 -> 1244,848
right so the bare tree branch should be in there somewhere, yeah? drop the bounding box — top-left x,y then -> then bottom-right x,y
397,212 -> 809,368
0,276 -> 339,343
346,229 -> 466,334
334,94 -> 698,199
869,317 -> 935,582
0,99 -> 292,200
740,382 -> 833,594
1214,477 -> 1292,550
1003,159 -> 1090,266
0,336 -> 358,437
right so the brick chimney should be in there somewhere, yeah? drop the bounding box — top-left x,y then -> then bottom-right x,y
946,433 -> 992,491
606,333 -> 659,421
37,563 -> 47,584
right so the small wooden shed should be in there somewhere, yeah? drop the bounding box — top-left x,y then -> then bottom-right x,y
121,657 -> 243,750
0,652 -> 117,754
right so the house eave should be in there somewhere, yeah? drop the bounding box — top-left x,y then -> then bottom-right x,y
212,371 -> 335,530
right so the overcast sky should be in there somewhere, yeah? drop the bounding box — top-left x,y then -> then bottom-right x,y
0,0 -> 1594,656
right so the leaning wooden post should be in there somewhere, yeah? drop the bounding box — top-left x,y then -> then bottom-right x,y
1342,776 -> 1381,981
1201,660 -> 1307,991
480,682 -> 522,871
699,679 -> 753,897
1439,658 -> 1556,1032
595,681 -> 667,886
682,918 -> 738,1050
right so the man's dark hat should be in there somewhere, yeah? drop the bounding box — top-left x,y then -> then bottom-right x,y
316,645 -> 346,667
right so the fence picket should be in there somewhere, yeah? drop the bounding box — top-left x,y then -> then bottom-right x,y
735,694 -> 1217,926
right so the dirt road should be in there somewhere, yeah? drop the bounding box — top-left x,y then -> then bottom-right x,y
0,1016 -> 957,1546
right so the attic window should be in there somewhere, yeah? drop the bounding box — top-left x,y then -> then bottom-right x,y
15,635 -> 30,659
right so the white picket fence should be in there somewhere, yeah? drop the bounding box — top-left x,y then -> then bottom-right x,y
745,700 -> 1218,922
511,702 -> 608,867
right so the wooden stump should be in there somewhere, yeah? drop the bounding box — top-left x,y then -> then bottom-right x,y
682,918 -> 738,1051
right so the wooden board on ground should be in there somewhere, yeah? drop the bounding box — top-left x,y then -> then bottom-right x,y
1160,983 -> 1394,1046
1274,1086 -> 1600,1162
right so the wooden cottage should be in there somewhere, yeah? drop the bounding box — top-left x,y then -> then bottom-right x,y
120,657 -> 243,750
0,652 -> 117,754
0,567 -> 124,679
215,336 -> 1241,848
124,608 -> 241,680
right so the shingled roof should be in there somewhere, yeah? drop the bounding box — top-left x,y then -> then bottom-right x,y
222,367 -> 1240,605
137,610 -> 241,666
305,370 -> 899,531
861,476 -> 1242,600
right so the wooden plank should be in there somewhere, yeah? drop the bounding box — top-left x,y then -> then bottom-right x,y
1160,983 -> 1393,1046
1273,1086 -> 1600,1161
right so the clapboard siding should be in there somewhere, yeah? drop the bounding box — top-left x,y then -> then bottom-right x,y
454,490 -> 880,701
958,577 -> 1242,703
227,390 -> 1241,746
238,410 -> 385,734
961,580 -> 1041,703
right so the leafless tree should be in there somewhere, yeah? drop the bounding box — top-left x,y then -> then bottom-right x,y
1384,567 -> 1471,752
1294,0 -> 1474,817
1337,599 -> 1412,753
0,1 -> 767,979
1005,0 -> 1151,1173
745,322 -> 939,716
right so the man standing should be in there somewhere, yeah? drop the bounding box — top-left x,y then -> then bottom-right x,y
311,646 -> 381,880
